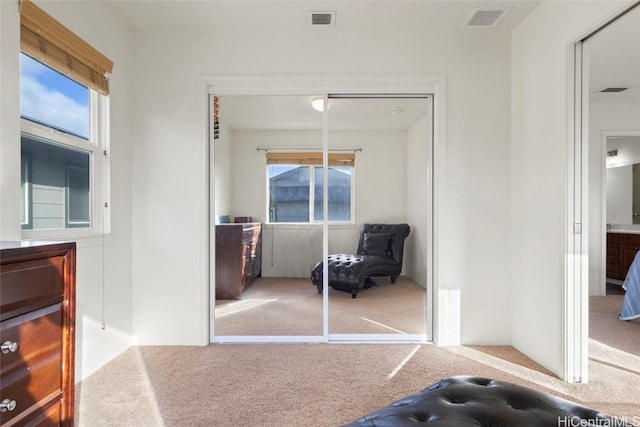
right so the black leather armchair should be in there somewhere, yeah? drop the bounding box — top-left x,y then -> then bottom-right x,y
310,223 -> 410,298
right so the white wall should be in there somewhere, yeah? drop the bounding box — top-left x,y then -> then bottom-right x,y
214,122 -> 232,218
511,1 -> 629,379
132,8 -> 514,346
589,102 -> 640,294
225,129 -> 408,278
0,1 -> 134,381
406,113 -> 430,288
607,165 -> 633,224
0,1 -> 21,241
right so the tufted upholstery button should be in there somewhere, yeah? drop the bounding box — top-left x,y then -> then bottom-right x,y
342,376 -> 633,427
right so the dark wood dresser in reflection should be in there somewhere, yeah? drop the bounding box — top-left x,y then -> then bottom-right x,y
215,222 -> 262,300
0,241 -> 76,426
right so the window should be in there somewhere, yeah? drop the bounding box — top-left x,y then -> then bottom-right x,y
19,0 -> 112,236
266,152 -> 355,223
20,53 -> 102,232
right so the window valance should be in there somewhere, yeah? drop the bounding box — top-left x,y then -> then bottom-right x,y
266,152 -> 355,167
20,0 -> 113,95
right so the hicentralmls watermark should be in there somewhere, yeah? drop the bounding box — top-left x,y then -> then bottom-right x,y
557,416 -> 640,427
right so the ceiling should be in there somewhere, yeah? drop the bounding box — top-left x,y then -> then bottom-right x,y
109,1 -> 539,33
107,1 -> 639,129
588,4 -> 640,103
219,96 -> 429,131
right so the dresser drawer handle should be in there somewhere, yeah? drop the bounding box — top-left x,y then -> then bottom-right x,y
1,341 -> 18,354
0,399 -> 16,412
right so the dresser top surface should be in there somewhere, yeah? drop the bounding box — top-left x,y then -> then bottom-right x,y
1,240 -> 73,250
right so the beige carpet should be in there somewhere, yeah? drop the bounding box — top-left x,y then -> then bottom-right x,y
214,276 -> 426,336
74,294 -> 640,427
589,294 -> 640,356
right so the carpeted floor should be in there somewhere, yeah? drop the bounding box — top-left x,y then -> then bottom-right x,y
214,276 -> 427,336
75,291 -> 640,427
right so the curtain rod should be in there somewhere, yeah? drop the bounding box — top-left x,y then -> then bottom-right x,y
256,147 -> 363,153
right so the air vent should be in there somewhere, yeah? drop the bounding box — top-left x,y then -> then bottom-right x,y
308,11 -> 336,26
600,87 -> 629,93
464,9 -> 508,27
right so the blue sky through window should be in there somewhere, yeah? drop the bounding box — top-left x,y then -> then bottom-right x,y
20,53 -> 89,139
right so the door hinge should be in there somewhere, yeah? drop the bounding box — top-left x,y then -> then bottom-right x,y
574,223 -> 582,234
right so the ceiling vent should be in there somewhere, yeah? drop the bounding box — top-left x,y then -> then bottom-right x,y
308,11 -> 336,26
599,87 -> 630,93
464,9 -> 508,27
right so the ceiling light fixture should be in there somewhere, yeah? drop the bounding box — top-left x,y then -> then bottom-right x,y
311,98 -> 329,112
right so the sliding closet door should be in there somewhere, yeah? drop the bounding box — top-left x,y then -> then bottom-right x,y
326,96 -> 431,339
210,93 -> 433,342
211,95 -> 324,339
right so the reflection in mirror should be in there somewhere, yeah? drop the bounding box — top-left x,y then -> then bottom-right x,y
325,96 -> 431,337
606,135 -> 640,225
213,95 -> 324,337
211,94 -> 432,340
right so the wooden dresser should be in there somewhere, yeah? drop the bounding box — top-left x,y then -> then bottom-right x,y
0,241 -> 76,426
215,223 -> 262,300
606,232 -> 640,281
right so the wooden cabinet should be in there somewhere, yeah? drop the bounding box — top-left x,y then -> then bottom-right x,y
1,241 -> 76,427
215,223 -> 262,300
607,233 -> 640,281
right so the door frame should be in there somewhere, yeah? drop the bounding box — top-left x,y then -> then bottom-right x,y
566,1 -> 639,382
202,75 -> 446,344
600,130 -> 640,295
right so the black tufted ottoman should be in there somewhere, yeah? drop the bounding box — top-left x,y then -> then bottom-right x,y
342,376 -> 632,426
311,253 -> 403,298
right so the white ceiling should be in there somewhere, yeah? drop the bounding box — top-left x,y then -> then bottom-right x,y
107,1 -> 639,129
588,4 -> 640,103
219,96 -> 429,131
109,1 -> 539,33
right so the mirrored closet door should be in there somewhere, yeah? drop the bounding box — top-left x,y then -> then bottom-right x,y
211,95 -> 324,338
210,93 -> 433,342
325,96 -> 431,339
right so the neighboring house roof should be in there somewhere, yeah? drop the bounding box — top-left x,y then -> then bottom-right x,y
270,167 -> 350,203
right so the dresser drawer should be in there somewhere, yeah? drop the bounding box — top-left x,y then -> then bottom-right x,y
0,350 -> 62,426
1,257 -> 65,319
1,304 -> 62,377
20,399 -> 61,426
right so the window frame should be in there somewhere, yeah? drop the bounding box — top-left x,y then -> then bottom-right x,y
20,86 -> 110,239
20,154 -> 31,228
266,163 -> 355,225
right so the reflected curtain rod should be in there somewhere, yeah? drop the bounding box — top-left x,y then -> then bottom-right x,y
256,147 -> 363,153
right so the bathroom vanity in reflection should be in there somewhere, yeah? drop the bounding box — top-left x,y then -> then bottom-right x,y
606,231 -> 640,281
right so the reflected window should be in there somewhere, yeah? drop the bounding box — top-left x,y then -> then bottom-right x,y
267,162 -> 353,223
313,166 -> 351,221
